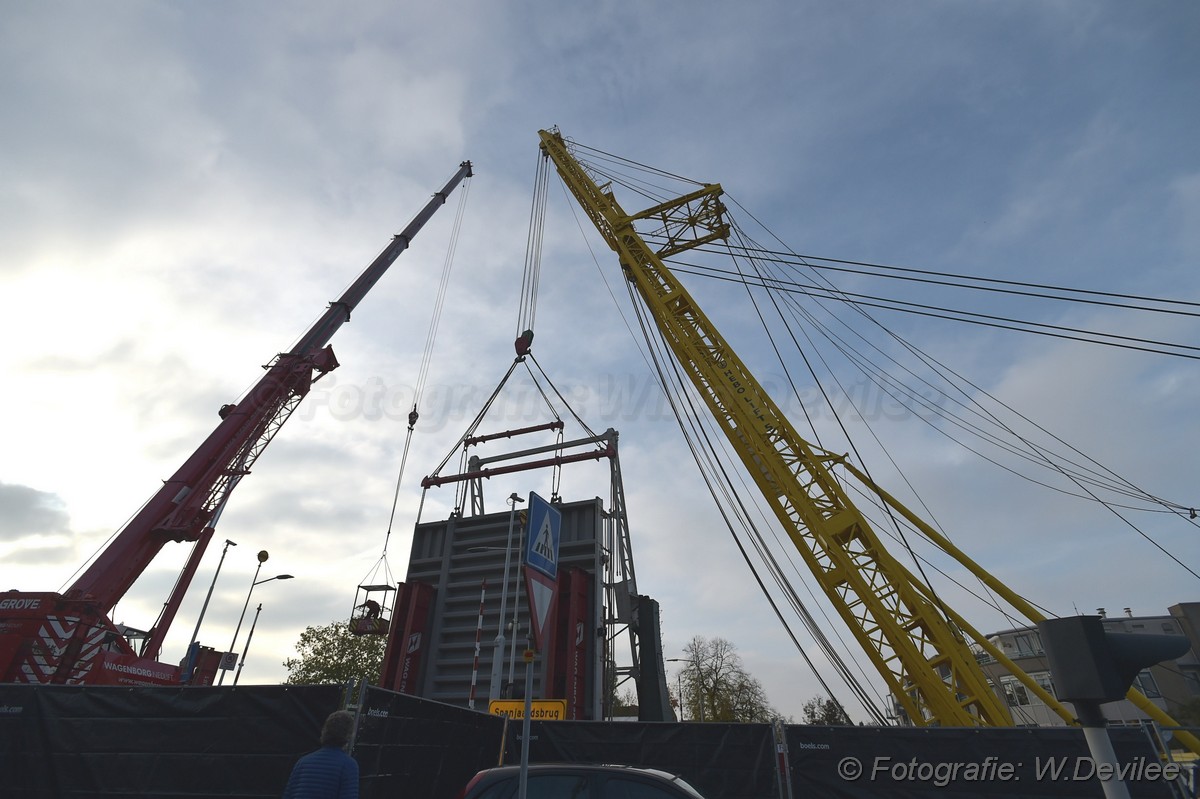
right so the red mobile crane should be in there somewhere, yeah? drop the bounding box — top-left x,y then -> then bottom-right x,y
0,162 -> 473,687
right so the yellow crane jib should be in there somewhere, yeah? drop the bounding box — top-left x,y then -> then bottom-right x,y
537,129 -> 1198,752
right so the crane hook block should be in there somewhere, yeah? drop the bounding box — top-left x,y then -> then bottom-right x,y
515,329 -> 535,358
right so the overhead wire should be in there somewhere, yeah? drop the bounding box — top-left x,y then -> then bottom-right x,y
372,175 -> 473,582
550,156 -> 883,721
680,242 -> 1200,316
622,268 -> 888,723
558,137 -> 1200,723
714,200 -> 1200,583
716,194 -> 1198,518
517,148 -> 551,338
659,259 -> 1200,360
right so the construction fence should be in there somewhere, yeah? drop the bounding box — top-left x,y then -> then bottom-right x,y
1,683 -> 1192,798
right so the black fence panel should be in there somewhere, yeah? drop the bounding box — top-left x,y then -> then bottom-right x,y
785,725 -> 1180,799
0,683 -> 343,798
528,721 -> 780,799
353,686 -> 506,799
3,684 -> 1192,799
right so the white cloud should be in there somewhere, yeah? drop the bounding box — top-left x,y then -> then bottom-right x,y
2,1 -> 1198,723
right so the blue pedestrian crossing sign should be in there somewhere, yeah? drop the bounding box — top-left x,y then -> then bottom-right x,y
525,492 -> 561,579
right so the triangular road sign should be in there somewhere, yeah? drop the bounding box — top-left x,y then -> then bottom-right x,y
524,568 -> 557,651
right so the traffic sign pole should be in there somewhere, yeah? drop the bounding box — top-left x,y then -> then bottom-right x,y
519,644 -> 535,799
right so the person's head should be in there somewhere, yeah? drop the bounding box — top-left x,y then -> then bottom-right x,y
320,710 -> 355,748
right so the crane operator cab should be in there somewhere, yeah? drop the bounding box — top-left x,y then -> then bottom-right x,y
350,584 -> 394,635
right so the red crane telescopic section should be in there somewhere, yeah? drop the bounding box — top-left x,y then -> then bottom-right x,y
65,161 -> 473,657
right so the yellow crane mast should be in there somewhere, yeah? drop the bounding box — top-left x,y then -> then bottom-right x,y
538,127 -> 1196,742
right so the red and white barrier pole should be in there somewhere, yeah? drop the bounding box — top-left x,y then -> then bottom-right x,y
468,579 -> 487,710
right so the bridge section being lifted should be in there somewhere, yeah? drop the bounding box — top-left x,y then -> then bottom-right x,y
377,426 -> 674,722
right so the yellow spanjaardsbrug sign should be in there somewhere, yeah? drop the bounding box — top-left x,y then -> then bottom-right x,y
488,699 -> 567,720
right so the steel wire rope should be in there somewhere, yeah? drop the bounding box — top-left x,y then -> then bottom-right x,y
372,176 -> 473,583
842,478 -> 1056,622
681,242 -> 1200,315
570,145 -> 1200,720
723,201 -> 1200,584
517,151 -> 551,338
622,271 -> 886,723
721,203 -> 1198,524
807,266 -> 1200,576
659,258 -> 1200,360
550,156 -> 885,722
710,202 -> 1190,667
424,358 -> 524,480
759,282 -> 1188,514
729,252 -> 1041,630
717,231 -> 977,680
716,214 -> 1056,639
720,225 -> 1200,633
686,228 -> 905,707
742,260 -> 1176,513
564,149 -> 895,722
660,240 -> 1199,512
568,139 -> 708,189
528,354 -> 598,438
701,224 -> 1199,517
622,256 -> 890,719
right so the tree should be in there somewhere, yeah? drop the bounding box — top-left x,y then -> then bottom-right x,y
283,620 -> 386,685
1174,697 -> 1200,726
801,695 -> 852,725
677,636 -> 782,723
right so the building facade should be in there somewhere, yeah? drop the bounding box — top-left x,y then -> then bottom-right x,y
977,602 -> 1200,727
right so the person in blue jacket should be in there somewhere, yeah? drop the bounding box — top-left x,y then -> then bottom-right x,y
283,710 -> 360,798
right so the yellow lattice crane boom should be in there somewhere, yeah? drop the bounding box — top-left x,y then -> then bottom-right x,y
539,128 -> 1199,745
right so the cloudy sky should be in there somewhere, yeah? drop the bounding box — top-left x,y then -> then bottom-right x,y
3,2 -> 1198,722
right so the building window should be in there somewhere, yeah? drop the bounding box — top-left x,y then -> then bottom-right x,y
1132,670 -> 1161,699
1031,672 -> 1056,703
1013,632 -> 1041,657
1000,676 -> 1030,707
1182,670 -> 1200,696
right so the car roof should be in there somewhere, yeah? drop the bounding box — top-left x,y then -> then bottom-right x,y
486,764 -> 677,778
476,764 -> 703,795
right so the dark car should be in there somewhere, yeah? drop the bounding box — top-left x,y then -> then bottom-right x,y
459,763 -> 708,799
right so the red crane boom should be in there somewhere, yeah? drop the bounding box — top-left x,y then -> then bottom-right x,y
0,161 -> 472,685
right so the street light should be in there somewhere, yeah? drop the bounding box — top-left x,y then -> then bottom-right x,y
667,657 -> 705,722
485,492 -> 524,702
217,549 -> 293,685
232,602 -> 263,686
182,538 -> 236,683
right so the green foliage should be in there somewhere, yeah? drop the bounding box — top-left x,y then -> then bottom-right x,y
801,695 -> 852,725
1173,697 -> 1200,726
283,620 -> 386,685
677,636 -> 784,723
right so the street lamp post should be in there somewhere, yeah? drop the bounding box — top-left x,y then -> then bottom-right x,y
232,603 -> 263,686
485,493 -> 524,702
667,657 -> 705,722
506,498 -> 529,696
676,671 -> 684,721
182,538 -> 236,683
217,549 -> 293,685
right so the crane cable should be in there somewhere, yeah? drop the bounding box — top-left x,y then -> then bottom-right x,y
369,175 -> 473,586
516,148 -> 551,343
621,268 -> 888,724
719,208 -> 1200,582
550,160 -> 886,722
